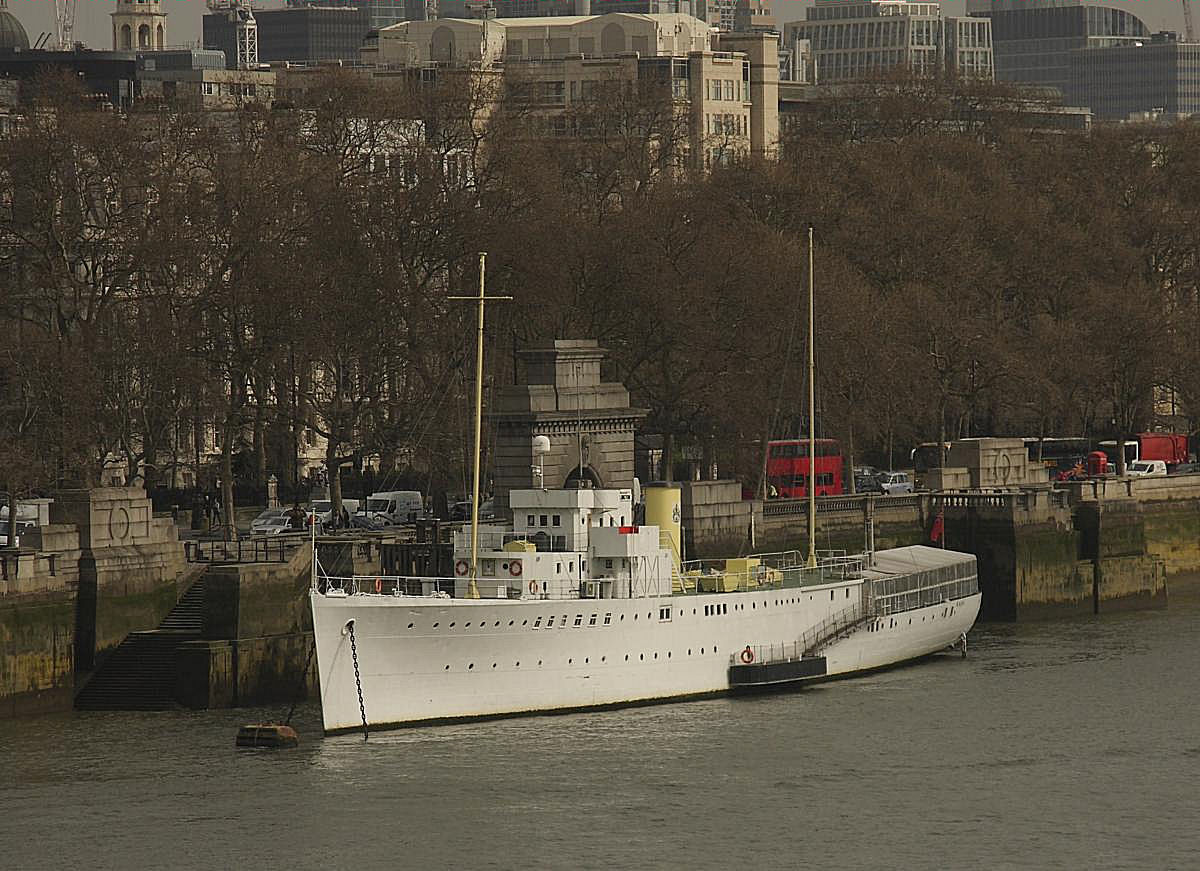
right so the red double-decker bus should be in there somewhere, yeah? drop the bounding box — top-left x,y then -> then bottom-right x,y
766,439 -> 844,499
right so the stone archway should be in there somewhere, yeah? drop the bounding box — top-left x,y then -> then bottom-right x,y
564,464 -> 602,490
138,24 -> 150,49
120,24 -> 132,50
156,24 -> 164,50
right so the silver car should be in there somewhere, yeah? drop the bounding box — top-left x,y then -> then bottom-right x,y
877,471 -> 914,495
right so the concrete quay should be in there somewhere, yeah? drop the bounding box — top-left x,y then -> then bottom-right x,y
681,475 -> 1200,622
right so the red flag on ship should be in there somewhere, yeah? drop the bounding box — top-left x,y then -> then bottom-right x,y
930,509 -> 945,543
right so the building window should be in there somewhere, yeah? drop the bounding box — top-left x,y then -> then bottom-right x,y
552,515 -> 561,527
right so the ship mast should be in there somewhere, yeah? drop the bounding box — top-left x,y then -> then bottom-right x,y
806,227 -> 817,569
450,253 -> 511,599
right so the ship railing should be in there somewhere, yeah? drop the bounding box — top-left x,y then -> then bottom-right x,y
318,574 -> 461,597
677,551 -> 863,595
798,595 -> 878,657
730,640 -> 808,667
871,574 -> 978,615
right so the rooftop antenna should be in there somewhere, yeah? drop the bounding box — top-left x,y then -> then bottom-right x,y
449,253 -> 511,599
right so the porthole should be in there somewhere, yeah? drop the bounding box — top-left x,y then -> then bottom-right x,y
668,651 -> 671,658
509,620 -> 514,626
523,620 -> 528,626
625,654 -> 629,661
601,656 -> 606,662
701,648 -> 705,654
516,661 -> 521,667
639,654 -> 644,661
688,649 -> 692,655
492,663 -> 497,668
407,623 -> 414,629
444,665 -> 450,670
433,622 -> 439,628
449,622 -> 456,628
495,621 -> 501,627
569,658 -> 573,664
468,663 -> 474,669
653,653 -> 658,660
585,657 -> 589,664
465,622 -> 471,628
634,613 -> 638,620
620,614 -> 625,621
538,659 -> 543,666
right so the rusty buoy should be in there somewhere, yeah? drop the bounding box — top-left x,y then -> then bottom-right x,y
236,724 -> 299,749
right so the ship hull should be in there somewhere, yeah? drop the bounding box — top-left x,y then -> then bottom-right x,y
312,579 -> 981,734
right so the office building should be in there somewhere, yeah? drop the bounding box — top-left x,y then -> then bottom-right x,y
208,5 -> 371,64
136,50 -> 276,109
1068,33 -> 1200,119
786,1 -> 994,83
365,13 -> 779,161
968,0 -> 1149,95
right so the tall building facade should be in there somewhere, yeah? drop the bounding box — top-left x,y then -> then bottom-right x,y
112,0 -> 168,52
207,6 -> 371,64
1069,34 -> 1200,119
786,1 -> 994,84
288,0 -> 423,30
967,0 -> 1149,95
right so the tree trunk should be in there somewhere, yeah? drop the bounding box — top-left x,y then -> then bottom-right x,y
221,416 -> 237,542
326,436 -> 343,526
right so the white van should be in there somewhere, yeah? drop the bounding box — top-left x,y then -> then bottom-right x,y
309,498 -> 360,529
366,491 -> 423,526
1127,460 -> 1167,478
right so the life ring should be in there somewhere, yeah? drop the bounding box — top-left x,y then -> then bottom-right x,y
528,579 -> 538,595
509,560 -> 522,577
454,559 -> 469,576
375,577 -> 382,594
740,646 -> 755,664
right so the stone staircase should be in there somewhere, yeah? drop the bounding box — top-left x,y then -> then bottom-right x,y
74,572 -> 206,711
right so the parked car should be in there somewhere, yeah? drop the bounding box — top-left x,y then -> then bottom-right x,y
254,516 -> 293,536
249,507 -> 288,535
1127,460 -> 1167,478
365,491 -> 423,526
309,498 -> 360,530
877,471 -> 914,495
855,473 -> 883,494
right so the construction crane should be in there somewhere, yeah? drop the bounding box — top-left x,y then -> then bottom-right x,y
1184,0 -> 1197,42
53,0 -> 76,50
206,0 -> 259,69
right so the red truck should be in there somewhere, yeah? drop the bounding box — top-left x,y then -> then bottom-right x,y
1137,433 -> 1189,466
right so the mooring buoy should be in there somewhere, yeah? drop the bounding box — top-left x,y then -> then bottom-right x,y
236,724 -> 299,749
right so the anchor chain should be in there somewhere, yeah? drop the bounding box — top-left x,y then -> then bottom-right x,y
348,620 -> 369,741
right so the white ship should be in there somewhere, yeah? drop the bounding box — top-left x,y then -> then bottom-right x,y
310,248 -> 980,734
310,481 -> 981,734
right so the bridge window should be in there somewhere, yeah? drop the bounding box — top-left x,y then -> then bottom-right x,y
574,615 -> 583,627
589,614 -> 598,626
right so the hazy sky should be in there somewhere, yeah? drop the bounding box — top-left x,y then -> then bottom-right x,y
4,0 -> 1189,51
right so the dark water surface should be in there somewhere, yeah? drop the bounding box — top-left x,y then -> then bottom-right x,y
4,595 -> 1199,870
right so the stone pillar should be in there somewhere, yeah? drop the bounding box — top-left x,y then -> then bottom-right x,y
489,340 -> 648,516
267,474 -> 279,509
51,488 -> 187,671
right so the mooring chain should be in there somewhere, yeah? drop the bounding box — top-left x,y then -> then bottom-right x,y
347,620 -> 369,741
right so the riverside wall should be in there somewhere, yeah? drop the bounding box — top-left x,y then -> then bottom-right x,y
1,488 -> 189,718
681,476 -> 1200,622
175,545 -> 316,710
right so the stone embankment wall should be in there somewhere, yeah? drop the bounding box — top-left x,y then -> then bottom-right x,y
682,476 -> 1200,621
176,545 -> 316,710
1,488 -> 188,717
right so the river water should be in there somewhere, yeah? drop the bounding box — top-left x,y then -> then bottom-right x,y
4,592 -> 1199,870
